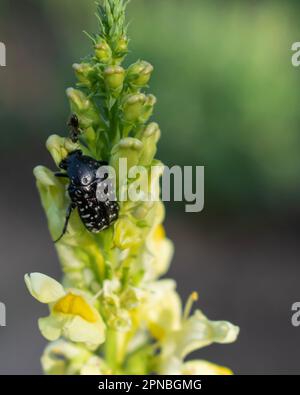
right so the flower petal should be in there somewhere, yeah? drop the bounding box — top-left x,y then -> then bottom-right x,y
25,273 -> 65,303
80,356 -> 111,375
63,315 -> 106,348
53,293 -> 99,323
143,280 -> 182,340
182,360 -> 233,375
38,315 -> 64,341
174,310 -> 239,359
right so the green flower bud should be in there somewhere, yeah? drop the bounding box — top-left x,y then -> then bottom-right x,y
138,122 -> 161,166
111,137 -> 143,174
140,94 -> 157,123
46,135 -> 79,167
115,36 -> 128,54
127,61 -> 154,87
113,36 -> 129,63
33,166 -> 66,238
94,40 -> 112,63
66,88 -> 104,129
122,93 -> 147,123
72,63 -> 95,87
104,65 -> 125,92
110,138 -> 143,199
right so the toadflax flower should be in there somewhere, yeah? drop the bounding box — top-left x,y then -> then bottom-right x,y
26,0 -> 239,375
153,292 -> 239,375
25,273 -> 105,348
137,282 -> 238,375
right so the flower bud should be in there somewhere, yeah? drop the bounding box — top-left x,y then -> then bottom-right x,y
115,36 -> 128,54
33,166 -> 66,238
104,65 -> 125,93
46,135 -> 79,167
122,93 -> 147,123
138,122 -> 161,165
140,94 -> 157,123
110,137 -> 143,195
111,137 -> 143,175
113,36 -> 128,63
72,63 -> 95,87
127,61 -> 153,87
66,88 -> 104,129
94,40 -> 112,63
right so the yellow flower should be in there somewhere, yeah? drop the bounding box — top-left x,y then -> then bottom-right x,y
25,273 -> 106,348
168,309 -> 239,360
149,291 -> 239,375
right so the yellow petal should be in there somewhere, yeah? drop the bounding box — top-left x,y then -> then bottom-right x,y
182,360 -> 233,375
53,293 -> 99,323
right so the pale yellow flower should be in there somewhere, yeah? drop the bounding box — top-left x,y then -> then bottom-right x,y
149,291 -> 239,375
25,273 -> 106,348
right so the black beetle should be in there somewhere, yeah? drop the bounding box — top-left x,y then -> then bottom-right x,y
54,118 -> 119,242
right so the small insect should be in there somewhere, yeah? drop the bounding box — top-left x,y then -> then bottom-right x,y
54,115 -> 119,243
68,113 -> 81,143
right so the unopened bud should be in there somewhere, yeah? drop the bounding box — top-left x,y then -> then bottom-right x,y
104,65 -> 125,92
94,41 -> 112,63
122,93 -> 147,123
72,63 -> 95,87
138,122 -> 161,165
111,137 -> 143,169
114,36 -> 128,63
127,61 -> 154,87
46,135 -> 79,167
110,138 -> 143,187
115,36 -> 128,54
66,88 -> 104,129
140,94 -> 157,123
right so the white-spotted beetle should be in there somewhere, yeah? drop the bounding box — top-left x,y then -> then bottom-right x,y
54,115 -> 119,243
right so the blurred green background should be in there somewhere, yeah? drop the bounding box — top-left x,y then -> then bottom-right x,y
1,0 -> 300,374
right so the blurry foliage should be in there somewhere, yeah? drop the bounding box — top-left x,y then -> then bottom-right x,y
1,0 -> 300,212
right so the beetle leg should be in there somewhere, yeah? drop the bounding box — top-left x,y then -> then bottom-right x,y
55,172 -> 69,178
54,203 -> 75,243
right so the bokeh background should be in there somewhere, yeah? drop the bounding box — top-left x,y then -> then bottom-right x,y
1,0 -> 300,374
